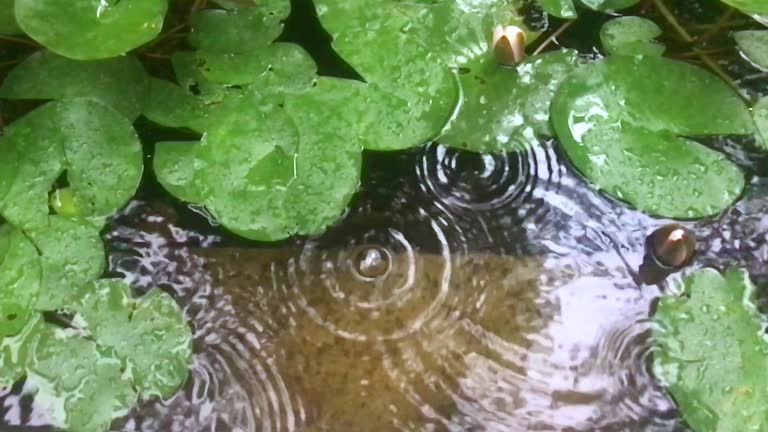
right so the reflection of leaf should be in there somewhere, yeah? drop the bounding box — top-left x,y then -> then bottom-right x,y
26,216 -> 104,311
537,0 -> 640,19
441,51 -> 582,153
653,268 -> 768,432
600,17 -> 664,56
0,51 -> 149,120
719,0 -> 768,15
734,30 -> 768,71
0,226 -> 40,337
0,98 -> 143,229
15,0 -> 167,60
551,56 -> 754,218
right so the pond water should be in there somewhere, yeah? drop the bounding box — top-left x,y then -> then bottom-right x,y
2,1 -> 768,431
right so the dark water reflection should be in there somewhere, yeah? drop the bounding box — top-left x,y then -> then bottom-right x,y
4,139 -> 768,431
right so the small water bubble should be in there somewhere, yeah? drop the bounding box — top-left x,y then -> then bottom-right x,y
351,245 -> 391,280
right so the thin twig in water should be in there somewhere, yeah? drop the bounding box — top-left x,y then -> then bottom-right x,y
697,8 -> 736,44
532,21 -> 574,56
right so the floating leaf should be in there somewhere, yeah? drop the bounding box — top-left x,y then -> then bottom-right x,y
536,0 -> 641,18
719,0 -> 768,15
653,268 -> 768,432
154,78 -> 363,240
14,0 -> 168,60
75,280 -> 192,398
26,217 -> 104,311
734,30 -> 768,71
0,51 -> 149,120
600,16 -> 665,56
551,56 -> 753,218
755,97 -> 768,148
0,0 -> 21,35
0,226 -> 40,337
143,78 -> 211,132
440,50 -> 582,152
26,318 -> 137,432
0,98 -> 143,229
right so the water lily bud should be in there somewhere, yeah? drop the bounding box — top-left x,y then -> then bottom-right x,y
649,224 -> 696,269
492,25 -> 526,66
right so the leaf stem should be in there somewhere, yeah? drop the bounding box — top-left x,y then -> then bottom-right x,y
532,20 -> 574,56
697,8 -> 736,44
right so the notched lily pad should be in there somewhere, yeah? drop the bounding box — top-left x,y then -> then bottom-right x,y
14,0 -> 168,60
0,98 -> 143,229
734,30 -> 768,71
0,51 -> 149,120
600,16 -> 665,56
653,268 -> 768,432
551,56 -> 754,219
0,226 -> 41,337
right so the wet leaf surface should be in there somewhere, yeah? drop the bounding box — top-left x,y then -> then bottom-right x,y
600,16 -> 665,56
755,97 -> 768,148
0,51 -> 149,120
14,0 -> 167,60
0,226 -> 40,337
734,30 -> 768,71
551,56 -> 754,218
0,98 -> 143,229
653,268 -> 768,432
536,0 -> 641,18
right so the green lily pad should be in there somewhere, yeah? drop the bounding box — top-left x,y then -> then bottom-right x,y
26,216 -> 105,311
154,78 -> 363,241
536,0 -> 641,18
720,0 -> 768,15
0,51 -> 149,120
551,56 -> 754,219
0,226 -> 41,337
0,0 -> 21,34
26,318 -> 137,432
440,50 -> 582,152
143,78 -> 211,132
0,314 -> 39,387
755,97 -> 768,148
75,279 -> 192,399
734,31 -> 768,71
0,98 -> 143,229
600,17 -> 665,56
14,0 -> 168,60
653,268 -> 768,432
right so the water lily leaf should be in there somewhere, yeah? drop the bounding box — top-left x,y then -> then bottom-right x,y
0,314 -> 39,387
155,78 -> 363,240
0,98 -> 143,229
25,319 -> 137,432
75,279 -> 192,399
440,50 -> 582,152
551,56 -> 754,218
0,226 -> 41,337
26,216 -> 105,311
755,97 -> 768,148
0,0 -> 21,34
536,0 -> 640,18
143,78 -> 211,132
653,268 -> 768,432
14,0 -> 168,60
0,51 -> 149,120
734,30 -> 768,71
720,0 -> 768,15
600,16 -> 665,56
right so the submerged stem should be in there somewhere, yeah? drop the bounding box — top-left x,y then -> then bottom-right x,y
532,21 -> 574,56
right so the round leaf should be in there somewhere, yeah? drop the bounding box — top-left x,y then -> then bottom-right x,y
551,56 -> 753,218
654,268 -> 768,432
537,0 -> 578,19
719,0 -> 768,15
440,50 -> 582,152
15,0 -> 168,60
0,226 -> 41,337
0,99 -> 143,229
734,30 -> 768,71
600,16 -> 665,56
0,51 -> 149,120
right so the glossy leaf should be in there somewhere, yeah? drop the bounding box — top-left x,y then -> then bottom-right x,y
551,56 -> 754,219
600,17 -> 665,56
0,51 -> 149,120
719,0 -> 768,15
440,51 -> 582,152
653,268 -> 768,432
755,97 -> 768,148
14,0 -> 167,60
0,226 -> 41,337
734,30 -> 768,71
26,217 -> 105,311
536,0 -> 640,18
0,99 -> 143,229
0,0 -> 21,34
75,280 -> 192,398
